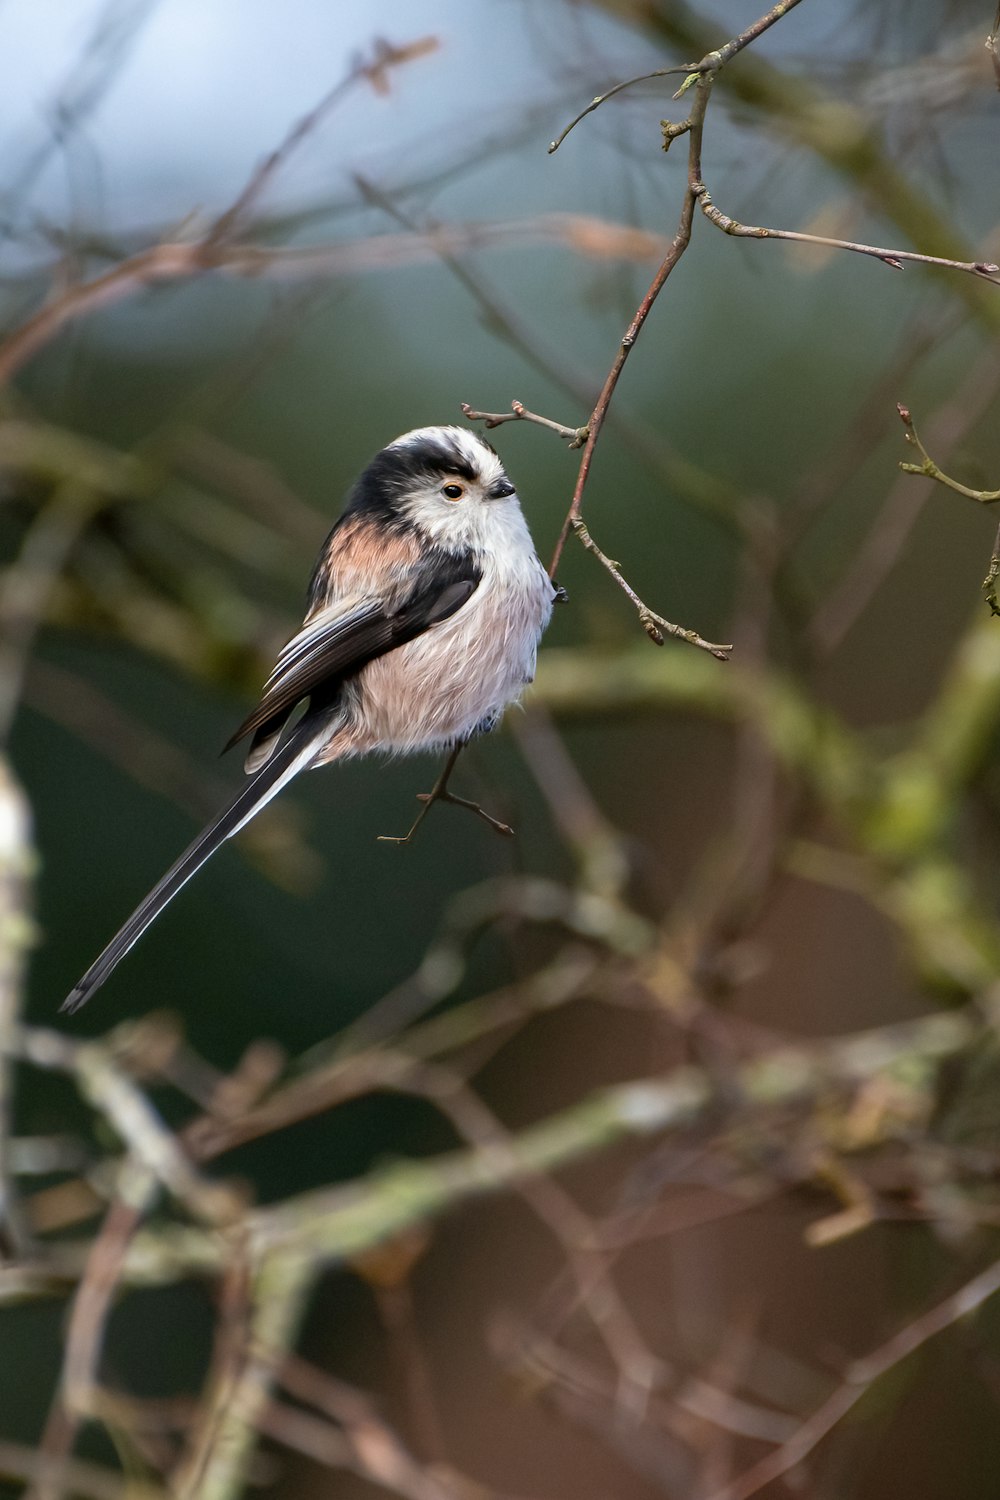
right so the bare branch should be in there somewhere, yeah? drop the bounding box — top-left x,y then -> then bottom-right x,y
548,66 -> 694,154
0,1437 -> 139,1500
548,0 -> 807,153
545,73 -> 715,579
706,1254 -> 1000,1500
0,760 -> 32,1256
14,1026 -> 240,1227
460,399 -> 589,448
897,403 -> 1000,503
571,518 -> 732,659
694,181 -> 1000,283
0,215 -> 671,386
896,402 -> 1000,615
989,4 -> 1000,90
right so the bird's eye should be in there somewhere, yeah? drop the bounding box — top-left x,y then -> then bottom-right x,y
441,482 -> 465,501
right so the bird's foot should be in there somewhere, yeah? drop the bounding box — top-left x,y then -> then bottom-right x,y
377,746 -> 514,844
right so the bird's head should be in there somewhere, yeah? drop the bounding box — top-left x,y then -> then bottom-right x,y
347,426 -> 521,549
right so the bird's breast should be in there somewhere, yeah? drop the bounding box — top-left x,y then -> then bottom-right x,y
346,548 -> 552,755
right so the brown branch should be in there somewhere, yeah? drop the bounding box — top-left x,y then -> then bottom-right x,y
693,181 -> 1000,283
543,4 -> 811,579
983,522 -> 1000,617
170,1255 -> 312,1500
62,1198 -> 147,1417
896,402 -> 1000,615
706,1254 -> 1000,1500
547,0 -> 807,154
0,215 -> 670,386
0,1440 -> 138,1500
257,1397 -> 462,1500
278,1355 -> 459,1491
571,518 -> 732,659
14,1026 -> 240,1227
24,1196 -> 154,1500
0,482 -> 100,743
0,759 -> 32,1257
546,66 -> 713,577
494,1316 -> 799,1477
693,0 -> 807,70
510,710 -> 630,897
460,400 -> 589,448
171,1249 -> 254,1496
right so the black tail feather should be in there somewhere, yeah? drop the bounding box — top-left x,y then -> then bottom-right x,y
61,719 -> 327,1014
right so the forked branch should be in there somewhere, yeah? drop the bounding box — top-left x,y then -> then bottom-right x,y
897,403 -> 1000,615
460,401 -> 589,448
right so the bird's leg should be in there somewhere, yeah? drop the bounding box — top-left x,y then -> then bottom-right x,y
377,742 -> 514,844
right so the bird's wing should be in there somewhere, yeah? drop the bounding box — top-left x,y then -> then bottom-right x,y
224,562 -> 480,754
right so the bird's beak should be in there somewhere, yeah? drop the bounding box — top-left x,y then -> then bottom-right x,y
486,478 -> 516,500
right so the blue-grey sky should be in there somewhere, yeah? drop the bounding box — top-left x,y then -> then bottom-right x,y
0,0 -> 653,243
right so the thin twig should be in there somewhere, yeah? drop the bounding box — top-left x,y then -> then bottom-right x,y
511,710 -> 630,897
988,3 -> 1000,90
548,66 -> 695,154
62,1196 -> 148,1417
984,521 -> 1000,617
896,402 -> 1000,615
693,181 -> 1000,283
546,80 -> 710,573
0,482 -> 99,743
14,1027 -> 240,1226
807,347 -> 1000,653
257,1396 -> 461,1500
705,1254 -> 1000,1500
0,760 -> 32,1257
171,1253 -> 311,1500
171,1247 -> 253,1496
661,114 -> 694,150
896,403 -> 1000,502
0,215 -> 669,386
691,0 -> 807,72
546,0 -> 776,578
460,399 -> 588,448
548,0 -> 807,153
572,518 -> 731,659
0,1439 -> 141,1500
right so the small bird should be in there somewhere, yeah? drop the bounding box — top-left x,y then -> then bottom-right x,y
62,426 -> 557,1013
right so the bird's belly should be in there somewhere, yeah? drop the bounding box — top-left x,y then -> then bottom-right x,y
348,569 -> 549,754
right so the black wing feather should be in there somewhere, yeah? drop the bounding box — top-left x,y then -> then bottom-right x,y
224,560 -> 480,755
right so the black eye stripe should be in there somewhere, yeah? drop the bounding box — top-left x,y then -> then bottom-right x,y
407,443 -> 479,483
341,433 -> 505,527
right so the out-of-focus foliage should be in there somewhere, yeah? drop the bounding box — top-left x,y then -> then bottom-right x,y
2,2 -> 1000,1497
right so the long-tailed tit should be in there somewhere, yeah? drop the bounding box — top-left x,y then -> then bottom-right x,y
62,426 -> 557,1013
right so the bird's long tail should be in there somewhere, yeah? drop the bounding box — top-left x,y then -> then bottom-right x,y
61,716 -> 332,1014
